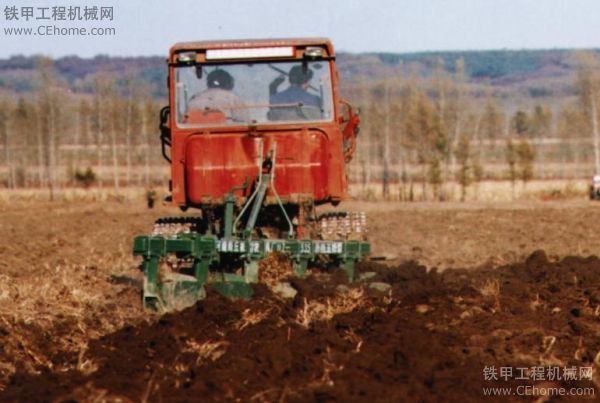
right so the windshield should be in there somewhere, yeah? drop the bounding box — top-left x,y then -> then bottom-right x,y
174,61 -> 334,127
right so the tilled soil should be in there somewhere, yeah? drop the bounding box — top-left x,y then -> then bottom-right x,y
2,200 -> 600,402
2,251 -> 600,402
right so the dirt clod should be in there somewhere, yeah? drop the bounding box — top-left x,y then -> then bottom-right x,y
0,253 -> 598,402
2,201 -> 600,401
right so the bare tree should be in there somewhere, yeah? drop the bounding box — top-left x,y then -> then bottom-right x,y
353,77 -> 372,192
12,98 -> 39,187
91,74 -> 113,188
432,58 -> 450,195
576,51 -> 600,174
109,94 -> 124,193
404,82 -> 436,200
481,96 -> 504,146
123,74 -> 143,186
455,134 -> 471,201
36,57 -> 65,200
77,99 -> 91,168
0,100 -> 11,188
142,100 -> 155,186
382,77 -> 391,199
516,139 -> 535,188
471,152 -> 484,200
427,154 -> 443,200
505,138 -> 518,199
557,105 -> 585,177
448,58 -> 467,187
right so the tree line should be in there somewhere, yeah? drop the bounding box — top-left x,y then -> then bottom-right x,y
341,51 -> 600,201
1,52 -> 600,201
0,57 -> 164,199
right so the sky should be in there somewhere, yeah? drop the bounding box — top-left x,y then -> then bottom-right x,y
0,0 -> 600,58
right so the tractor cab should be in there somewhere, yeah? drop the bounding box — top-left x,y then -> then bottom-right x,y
161,39 -> 360,210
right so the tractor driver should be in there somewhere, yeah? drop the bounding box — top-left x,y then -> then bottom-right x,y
188,69 -> 248,123
268,65 -> 322,121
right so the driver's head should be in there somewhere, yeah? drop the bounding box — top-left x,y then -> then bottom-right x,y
207,69 -> 234,90
289,65 -> 313,86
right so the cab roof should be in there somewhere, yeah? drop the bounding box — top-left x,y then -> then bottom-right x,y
170,38 -> 334,57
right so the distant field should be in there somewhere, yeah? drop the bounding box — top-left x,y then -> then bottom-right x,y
0,177 -> 592,205
348,179 -> 590,202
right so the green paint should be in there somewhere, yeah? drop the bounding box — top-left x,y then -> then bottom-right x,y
133,231 -> 370,310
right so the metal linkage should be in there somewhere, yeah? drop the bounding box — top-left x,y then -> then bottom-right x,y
269,143 -> 294,239
244,176 -> 269,237
233,141 -> 294,240
233,141 -> 264,235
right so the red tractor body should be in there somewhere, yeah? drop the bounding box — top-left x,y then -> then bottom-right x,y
163,38 -> 357,208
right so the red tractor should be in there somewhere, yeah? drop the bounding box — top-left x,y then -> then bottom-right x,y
134,38 -> 369,309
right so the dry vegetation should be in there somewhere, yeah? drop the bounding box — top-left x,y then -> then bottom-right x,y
0,199 -> 152,390
0,198 -> 599,400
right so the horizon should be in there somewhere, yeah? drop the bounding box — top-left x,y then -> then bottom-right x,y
2,46 -> 599,61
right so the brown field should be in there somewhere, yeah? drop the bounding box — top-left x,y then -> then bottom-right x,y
1,197 -> 600,401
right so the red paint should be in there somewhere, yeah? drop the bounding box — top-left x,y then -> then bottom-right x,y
166,38 -> 359,208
